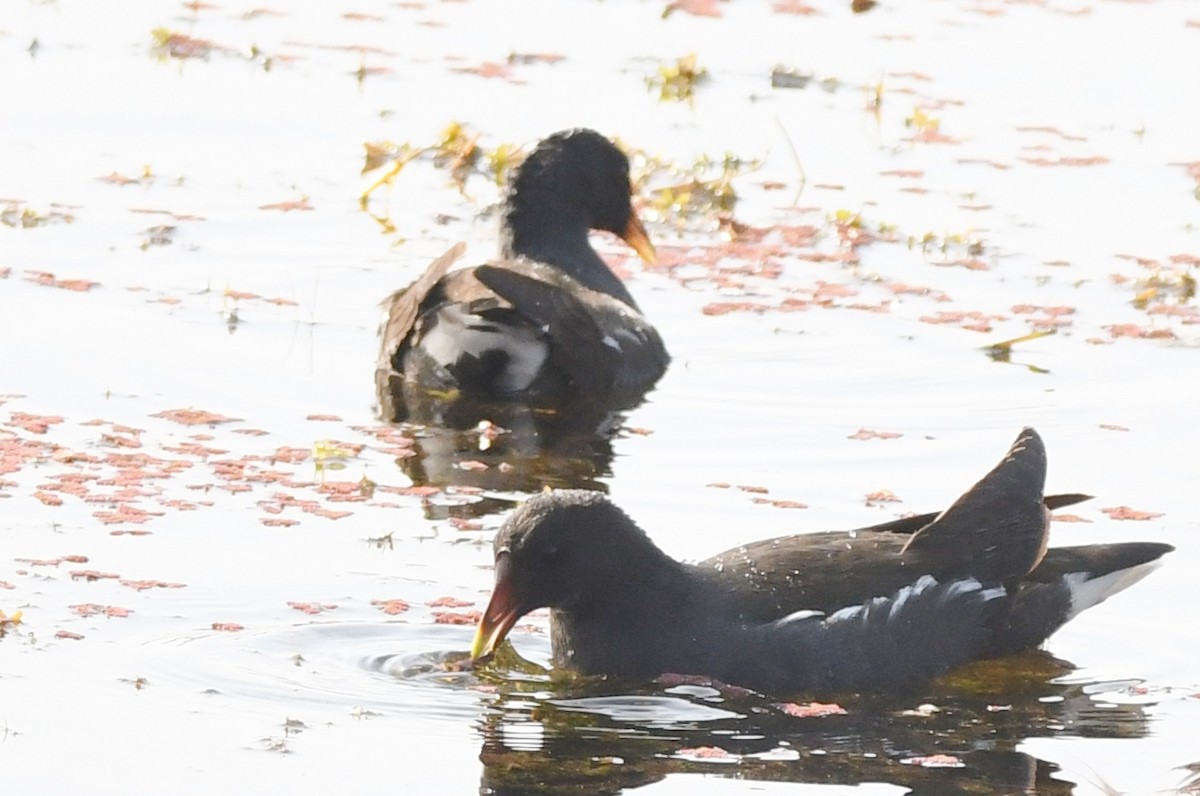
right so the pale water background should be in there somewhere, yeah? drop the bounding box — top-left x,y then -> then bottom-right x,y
1,1 -> 1197,793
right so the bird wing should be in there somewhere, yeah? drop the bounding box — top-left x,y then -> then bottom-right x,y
473,263 -> 619,396
901,427 -> 1050,582
700,428 -> 1086,619
376,242 -> 468,371
724,575 -> 1006,695
852,492 -> 1091,536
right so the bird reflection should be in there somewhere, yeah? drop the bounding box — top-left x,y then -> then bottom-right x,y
473,650 -> 1154,796
376,389 -> 637,520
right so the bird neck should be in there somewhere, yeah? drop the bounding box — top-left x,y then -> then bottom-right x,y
552,537 -> 710,667
502,208 -> 640,310
550,547 -> 706,677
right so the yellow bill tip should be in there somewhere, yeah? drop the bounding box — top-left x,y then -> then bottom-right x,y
622,215 -> 658,266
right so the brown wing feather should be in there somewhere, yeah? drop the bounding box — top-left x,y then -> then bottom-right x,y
901,427 -> 1049,581
376,242 -> 467,370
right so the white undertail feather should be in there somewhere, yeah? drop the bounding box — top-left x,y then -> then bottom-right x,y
1064,559 -> 1164,621
419,305 -> 548,393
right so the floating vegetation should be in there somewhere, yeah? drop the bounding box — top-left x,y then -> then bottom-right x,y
150,27 -> 216,60
359,122 -> 762,235
906,107 -> 940,134
646,53 -> 708,105
0,608 -> 22,638
638,151 -> 756,232
1,201 -> 75,229
984,329 -> 1056,364
312,440 -> 358,482
1128,261 -> 1196,308
908,229 -> 987,263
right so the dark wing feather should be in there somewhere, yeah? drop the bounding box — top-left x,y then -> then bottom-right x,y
723,576 -> 1005,695
700,532 -> 913,621
474,263 -> 620,396
901,427 -> 1049,582
854,492 -> 1091,536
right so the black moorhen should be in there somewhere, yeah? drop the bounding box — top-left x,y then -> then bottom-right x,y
471,428 -> 1173,695
376,129 -> 669,422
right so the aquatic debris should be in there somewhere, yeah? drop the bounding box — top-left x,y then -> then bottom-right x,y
700,301 -> 764,316
453,61 -> 518,81
752,498 -> 808,509
919,310 -> 1003,333
153,408 -> 240,426
427,596 -> 475,608
69,604 -> 133,618
211,622 -> 244,632
23,271 -> 97,292
432,610 -> 482,625
258,197 -> 313,212
1020,155 -> 1110,167
864,489 -> 901,505
1113,252 -> 1197,314
313,440 -> 361,482
983,329 -> 1056,363
1103,323 -> 1176,340
1101,506 -> 1164,521
773,1 -> 819,16
646,53 -> 708,104
772,66 -> 811,89
287,601 -> 337,615
902,703 -> 940,717
2,201 -> 75,228
0,609 -> 22,637
371,598 -> 410,615
360,122 -> 760,233
94,505 -> 164,525
905,107 -> 960,144
150,27 -> 218,60
775,701 -> 847,718
663,0 -> 723,19
16,555 -> 89,567
848,429 -> 902,441
120,579 -> 186,591
507,51 -> 565,66
8,412 -> 65,434
70,570 -> 120,582
674,746 -> 737,762
901,754 -> 964,768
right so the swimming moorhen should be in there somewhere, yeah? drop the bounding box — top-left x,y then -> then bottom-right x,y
376,129 -> 669,422
471,428 -> 1172,695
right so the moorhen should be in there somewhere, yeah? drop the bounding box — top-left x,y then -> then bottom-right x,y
471,428 -> 1173,695
376,129 -> 669,422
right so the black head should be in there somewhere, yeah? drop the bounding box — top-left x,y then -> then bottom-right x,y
508,129 -> 637,237
472,489 -> 668,661
495,489 -> 653,609
502,129 -> 656,296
